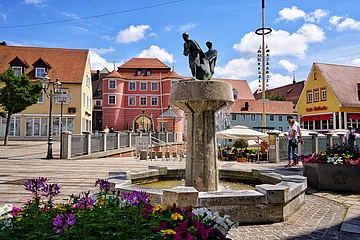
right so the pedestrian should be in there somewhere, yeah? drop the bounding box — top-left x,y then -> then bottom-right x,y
284,119 -> 299,167
346,126 -> 356,146
287,115 -> 303,165
109,127 -> 115,133
104,126 -> 110,134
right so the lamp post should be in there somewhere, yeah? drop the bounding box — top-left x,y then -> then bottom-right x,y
40,73 -> 62,159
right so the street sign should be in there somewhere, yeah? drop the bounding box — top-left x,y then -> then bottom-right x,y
258,99 -> 269,103
54,93 -> 72,104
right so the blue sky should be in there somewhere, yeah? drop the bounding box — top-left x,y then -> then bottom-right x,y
1,0 -> 360,91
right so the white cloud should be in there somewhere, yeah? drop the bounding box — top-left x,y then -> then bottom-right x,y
351,58 -> 360,66
214,58 -> 256,79
90,47 -> 116,55
178,23 -> 197,32
116,25 -> 151,44
62,12 -> 79,20
103,36 -> 113,41
137,45 -> 174,63
248,73 -> 293,92
233,23 -> 325,58
330,16 -> 360,31
164,25 -> 173,31
89,48 -> 122,71
278,60 -> 297,73
277,6 -> 306,21
24,0 -> 45,4
305,9 -> 329,23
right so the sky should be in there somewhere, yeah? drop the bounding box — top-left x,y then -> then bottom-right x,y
1,0 -> 360,92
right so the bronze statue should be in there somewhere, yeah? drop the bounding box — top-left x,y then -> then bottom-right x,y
182,32 -> 217,80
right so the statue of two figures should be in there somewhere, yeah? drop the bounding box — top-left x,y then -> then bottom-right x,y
182,32 -> 218,80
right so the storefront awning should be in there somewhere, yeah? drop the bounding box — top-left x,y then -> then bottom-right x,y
348,113 -> 360,120
319,114 -> 332,121
310,116 -> 320,121
300,116 -> 312,122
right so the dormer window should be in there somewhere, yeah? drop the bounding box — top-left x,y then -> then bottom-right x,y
136,69 -> 142,76
35,67 -> 46,78
233,88 -> 238,99
146,70 -> 151,76
12,66 -> 22,76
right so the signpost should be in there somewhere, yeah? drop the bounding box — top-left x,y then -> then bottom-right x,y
54,93 -> 72,159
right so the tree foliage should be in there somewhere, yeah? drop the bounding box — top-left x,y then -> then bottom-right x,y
232,138 -> 248,150
265,93 -> 286,101
0,67 -> 42,145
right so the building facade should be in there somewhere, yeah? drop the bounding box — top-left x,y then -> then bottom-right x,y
296,63 -> 360,132
0,44 -> 92,139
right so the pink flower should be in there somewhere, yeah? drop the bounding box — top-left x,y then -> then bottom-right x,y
10,206 -> 21,217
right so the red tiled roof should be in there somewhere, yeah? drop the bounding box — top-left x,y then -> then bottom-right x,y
315,63 -> 360,107
164,70 -> 180,79
104,70 -> 122,78
0,45 -> 89,83
213,79 -> 255,100
118,58 -> 171,69
232,99 -> 294,114
253,81 -> 305,105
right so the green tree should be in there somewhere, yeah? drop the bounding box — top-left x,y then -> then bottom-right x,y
0,67 -> 42,145
232,138 -> 248,151
265,93 -> 286,101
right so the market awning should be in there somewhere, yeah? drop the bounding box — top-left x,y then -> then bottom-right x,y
319,114 -> 332,121
348,113 -> 360,120
300,116 -> 312,122
310,116 -> 320,121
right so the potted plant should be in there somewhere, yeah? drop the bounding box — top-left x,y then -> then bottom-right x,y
233,139 -> 248,162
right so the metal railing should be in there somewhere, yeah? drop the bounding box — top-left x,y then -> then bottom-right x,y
107,133 -> 117,150
71,134 -> 86,157
91,133 -> 104,153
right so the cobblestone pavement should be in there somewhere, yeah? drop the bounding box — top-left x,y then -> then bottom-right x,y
228,195 -> 345,240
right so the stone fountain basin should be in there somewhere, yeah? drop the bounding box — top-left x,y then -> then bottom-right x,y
108,167 -> 307,224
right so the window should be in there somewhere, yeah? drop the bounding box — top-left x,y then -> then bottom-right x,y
171,80 -> 178,86
151,82 -> 158,91
250,115 -> 256,121
231,114 -> 237,121
140,97 -> 147,106
314,72 -> 317,80
151,97 -> 158,106
136,70 -> 142,76
269,115 -> 274,122
108,79 -> 116,89
87,96 -> 89,108
86,75 -> 90,87
304,121 -> 309,130
90,98 -> 92,109
278,115 -> 283,122
95,100 -> 101,106
314,89 -> 319,102
129,82 -> 136,91
38,91 -> 44,104
309,120 -> 314,130
146,70 -> 151,76
83,93 -> 85,106
322,119 -> 328,129
12,66 -> 22,76
25,117 -> 33,136
307,90 -> 312,103
234,94 -> 238,99
140,82 -> 147,91
128,96 -> 136,106
108,95 -> 116,104
279,126 -> 283,131
321,88 -> 327,101
315,120 -> 321,130
160,122 -> 168,132
35,67 -> 45,78
240,115 -> 245,121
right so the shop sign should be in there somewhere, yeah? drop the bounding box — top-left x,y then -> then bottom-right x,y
306,106 -> 328,112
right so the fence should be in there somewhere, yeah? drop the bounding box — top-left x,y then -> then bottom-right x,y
61,131 -> 179,159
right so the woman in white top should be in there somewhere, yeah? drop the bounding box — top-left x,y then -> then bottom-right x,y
284,119 -> 299,167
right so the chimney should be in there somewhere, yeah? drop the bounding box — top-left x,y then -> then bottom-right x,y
245,102 -> 249,111
0,41 -> 7,46
293,70 -> 296,84
97,70 -> 100,80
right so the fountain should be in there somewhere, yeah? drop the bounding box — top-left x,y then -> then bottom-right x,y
108,33 -> 307,224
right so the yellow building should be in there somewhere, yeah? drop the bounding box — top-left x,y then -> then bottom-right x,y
0,44 -> 92,139
296,62 -> 360,132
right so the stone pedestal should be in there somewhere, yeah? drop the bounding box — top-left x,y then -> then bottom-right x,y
170,80 -> 234,192
140,150 -> 147,160
163,186 -> 198,207
268,132 -> 280,163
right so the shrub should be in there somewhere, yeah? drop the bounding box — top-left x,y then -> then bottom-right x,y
232,139 -> 248,150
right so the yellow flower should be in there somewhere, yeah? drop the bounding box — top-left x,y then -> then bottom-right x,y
96,197 -> 105,206
161,229 -> 176,236
171,213 -> 183,221
334,154 -> 338,157
56,205 -> 66,212
153,205 -> 165,213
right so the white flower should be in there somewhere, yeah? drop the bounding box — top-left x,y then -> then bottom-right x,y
192,208 -> 212,218
0,204 -> 13,220
214,223 -> 227,236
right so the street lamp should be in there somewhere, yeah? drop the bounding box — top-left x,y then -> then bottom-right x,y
40,73 -> 62,159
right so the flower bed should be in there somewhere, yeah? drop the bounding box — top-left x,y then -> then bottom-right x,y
0,177 -> 237,239
301,143 -> 360,193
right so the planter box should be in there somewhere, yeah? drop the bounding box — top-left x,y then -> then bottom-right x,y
237,158 -> 247,162
304,162 -> 360,193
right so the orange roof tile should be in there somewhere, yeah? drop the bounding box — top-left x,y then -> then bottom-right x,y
213,78 -> 255,100
104,70 -> 123,78
232,99 -> 294,114
164,70 -> 180,79
0,45 -> 89,83
118,58 -> 171,69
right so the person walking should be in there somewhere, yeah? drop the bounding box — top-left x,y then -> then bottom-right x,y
104,126 -> 110,134
284,119 -> 299,167
346,126 -> 356,146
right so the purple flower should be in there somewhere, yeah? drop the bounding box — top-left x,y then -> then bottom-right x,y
94,179 -> 111,191
53,213 -> 76,233
24,177 -> 47,194
42,183 -> 61,197
120,191 -> 149,206
174,231 -> 194,240
75,191 -> 95,209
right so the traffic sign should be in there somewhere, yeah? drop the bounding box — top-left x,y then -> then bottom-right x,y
258,99 -> 269,103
